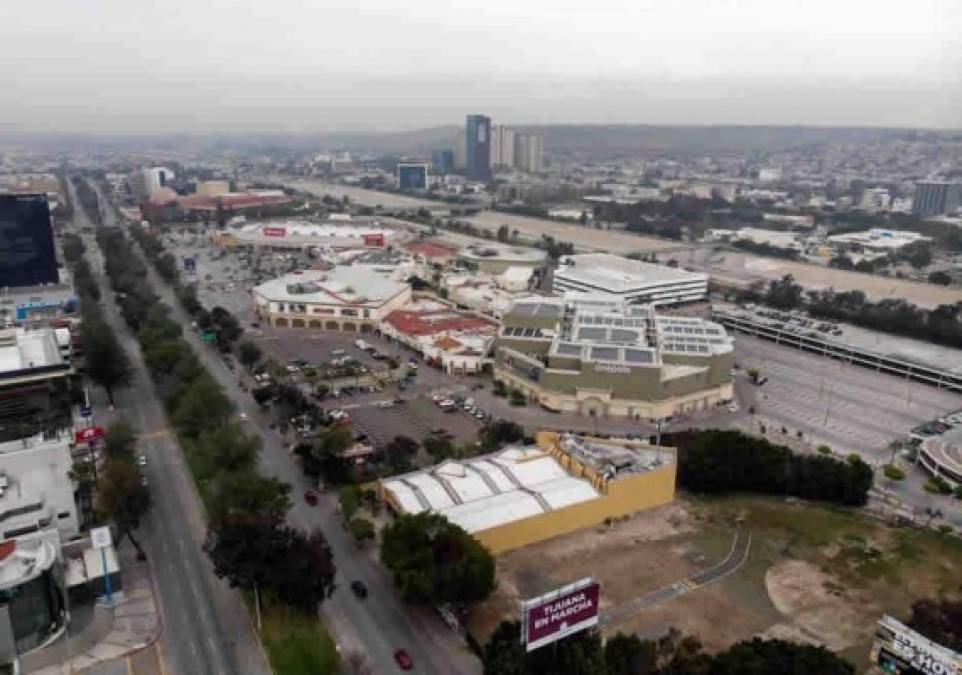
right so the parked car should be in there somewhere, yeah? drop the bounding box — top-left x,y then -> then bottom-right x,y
304,490 -> 319,506
394,649 -> 413,671
350,580 -> 368,598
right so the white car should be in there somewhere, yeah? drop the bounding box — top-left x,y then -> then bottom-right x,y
727,403 -> 739,413
239,412 -> 249,421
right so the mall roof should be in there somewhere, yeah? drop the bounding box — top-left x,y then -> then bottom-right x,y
380,446 -> 599,534
252,267 -> 409,306
556,254 -> 708,290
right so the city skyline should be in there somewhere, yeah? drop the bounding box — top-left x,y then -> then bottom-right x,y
2,0 -> 960,134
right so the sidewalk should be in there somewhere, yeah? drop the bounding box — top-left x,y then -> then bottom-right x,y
25,544 -> 161,674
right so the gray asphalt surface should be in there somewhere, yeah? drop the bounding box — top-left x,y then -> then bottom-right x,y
600,526 -> 751,628
139,251 -> 482,673
74,179 -> 270,675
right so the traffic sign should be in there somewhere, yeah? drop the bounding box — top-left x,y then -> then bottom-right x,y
90,526 -> 112,549
79,405 -> 92,418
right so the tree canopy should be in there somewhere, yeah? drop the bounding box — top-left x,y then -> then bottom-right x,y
381,512 -> 495,605
672,429 -> 874,506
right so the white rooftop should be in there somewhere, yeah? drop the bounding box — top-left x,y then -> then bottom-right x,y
252,267 -> 409,307
0,328 -> 65,376
381,446 -> 599,534
555,254 -> 708,291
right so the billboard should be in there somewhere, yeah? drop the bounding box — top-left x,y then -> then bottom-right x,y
362,233 -> 385,247
521,578 -> 600,652
870,615 -> 961,675
262,226 -> 287,237
0,193 -> 59,289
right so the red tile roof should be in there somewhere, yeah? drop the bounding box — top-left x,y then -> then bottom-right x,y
384,309 -> 497,337
404,240 -> 459,258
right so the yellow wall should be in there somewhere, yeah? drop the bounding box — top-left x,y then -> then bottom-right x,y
472,433 -> 676,553
473,460 -> 675,554
380,432 -> 677,555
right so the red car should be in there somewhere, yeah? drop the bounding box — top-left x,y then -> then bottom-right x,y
303,490 -> 319,506
394,648 -> 413,670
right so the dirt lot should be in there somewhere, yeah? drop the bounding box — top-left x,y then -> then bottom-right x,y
467,495 -> 962,667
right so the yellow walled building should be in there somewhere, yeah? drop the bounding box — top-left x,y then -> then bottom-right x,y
379,432 -> 676,554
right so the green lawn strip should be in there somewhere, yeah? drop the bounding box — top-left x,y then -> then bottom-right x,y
244,593 -> 340,675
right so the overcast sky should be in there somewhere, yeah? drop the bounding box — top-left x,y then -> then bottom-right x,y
4,0 -> 961,134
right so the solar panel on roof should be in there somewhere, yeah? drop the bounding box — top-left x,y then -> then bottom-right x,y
590,347 -> 619,361
625,349 -> 654,363
557,343 -> 582,356
578,327 -> 608,341
610,329 -> 639,342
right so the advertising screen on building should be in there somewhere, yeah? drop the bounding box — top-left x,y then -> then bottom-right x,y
262,227 -> 287,237
0,193 -> 58,289
521,578 -> 600,651
870,615 -> 961,675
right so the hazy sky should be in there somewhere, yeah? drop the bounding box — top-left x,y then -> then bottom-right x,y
4,0 -> 961,133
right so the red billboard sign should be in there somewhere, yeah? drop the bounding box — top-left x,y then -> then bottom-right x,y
262,227 -> 287,237
522,578 -> 600,651
74,426 -> 105,444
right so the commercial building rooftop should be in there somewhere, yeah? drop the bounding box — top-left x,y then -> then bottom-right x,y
556,254 -> 709,291
252,267 -> 409,307
381,446 -> 600,534
0,328 -> 69,381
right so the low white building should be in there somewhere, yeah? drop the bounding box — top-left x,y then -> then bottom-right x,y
552,254 -> 708,306
827,229 -> 932,254
252,267 -> 412,332
215,219 -> 400,251
0,430 -> 81,542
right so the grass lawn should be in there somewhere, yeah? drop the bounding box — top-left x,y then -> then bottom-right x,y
257,599 -> 339,675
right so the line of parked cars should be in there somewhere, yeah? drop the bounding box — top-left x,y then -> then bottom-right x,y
754,309 -> 843,336
431,393 -> 491,422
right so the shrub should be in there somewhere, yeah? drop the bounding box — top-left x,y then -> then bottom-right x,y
882,464 -> 906,481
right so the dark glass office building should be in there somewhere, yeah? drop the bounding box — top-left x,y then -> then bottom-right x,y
465,114 -> 492,181
0,194 -> 58,289
396,164 -> 428,191
431,150 -> 455,175
912,181 -> 961,217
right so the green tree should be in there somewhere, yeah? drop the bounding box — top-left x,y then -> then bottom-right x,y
348,517 -> 375,544
907,597 -> 962,652
710,637 -> 854,675
172,373 -> 233,437
102,420 -> 138,461
208,472 -> 291,528
96,458 -> 150,559
604,634 -> 657,675
187,424 -> 261,479
384,435 -> 419,473
478,420 -> 525,452
338,485 -> 361,520
205,521 -> 336,615
82,314 -> 133,406
423,430 -> 456,460
238,341 -> 263,370
380,512 -> 495,605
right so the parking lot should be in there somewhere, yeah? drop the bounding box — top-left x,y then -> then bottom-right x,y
732,334 -> 962,459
